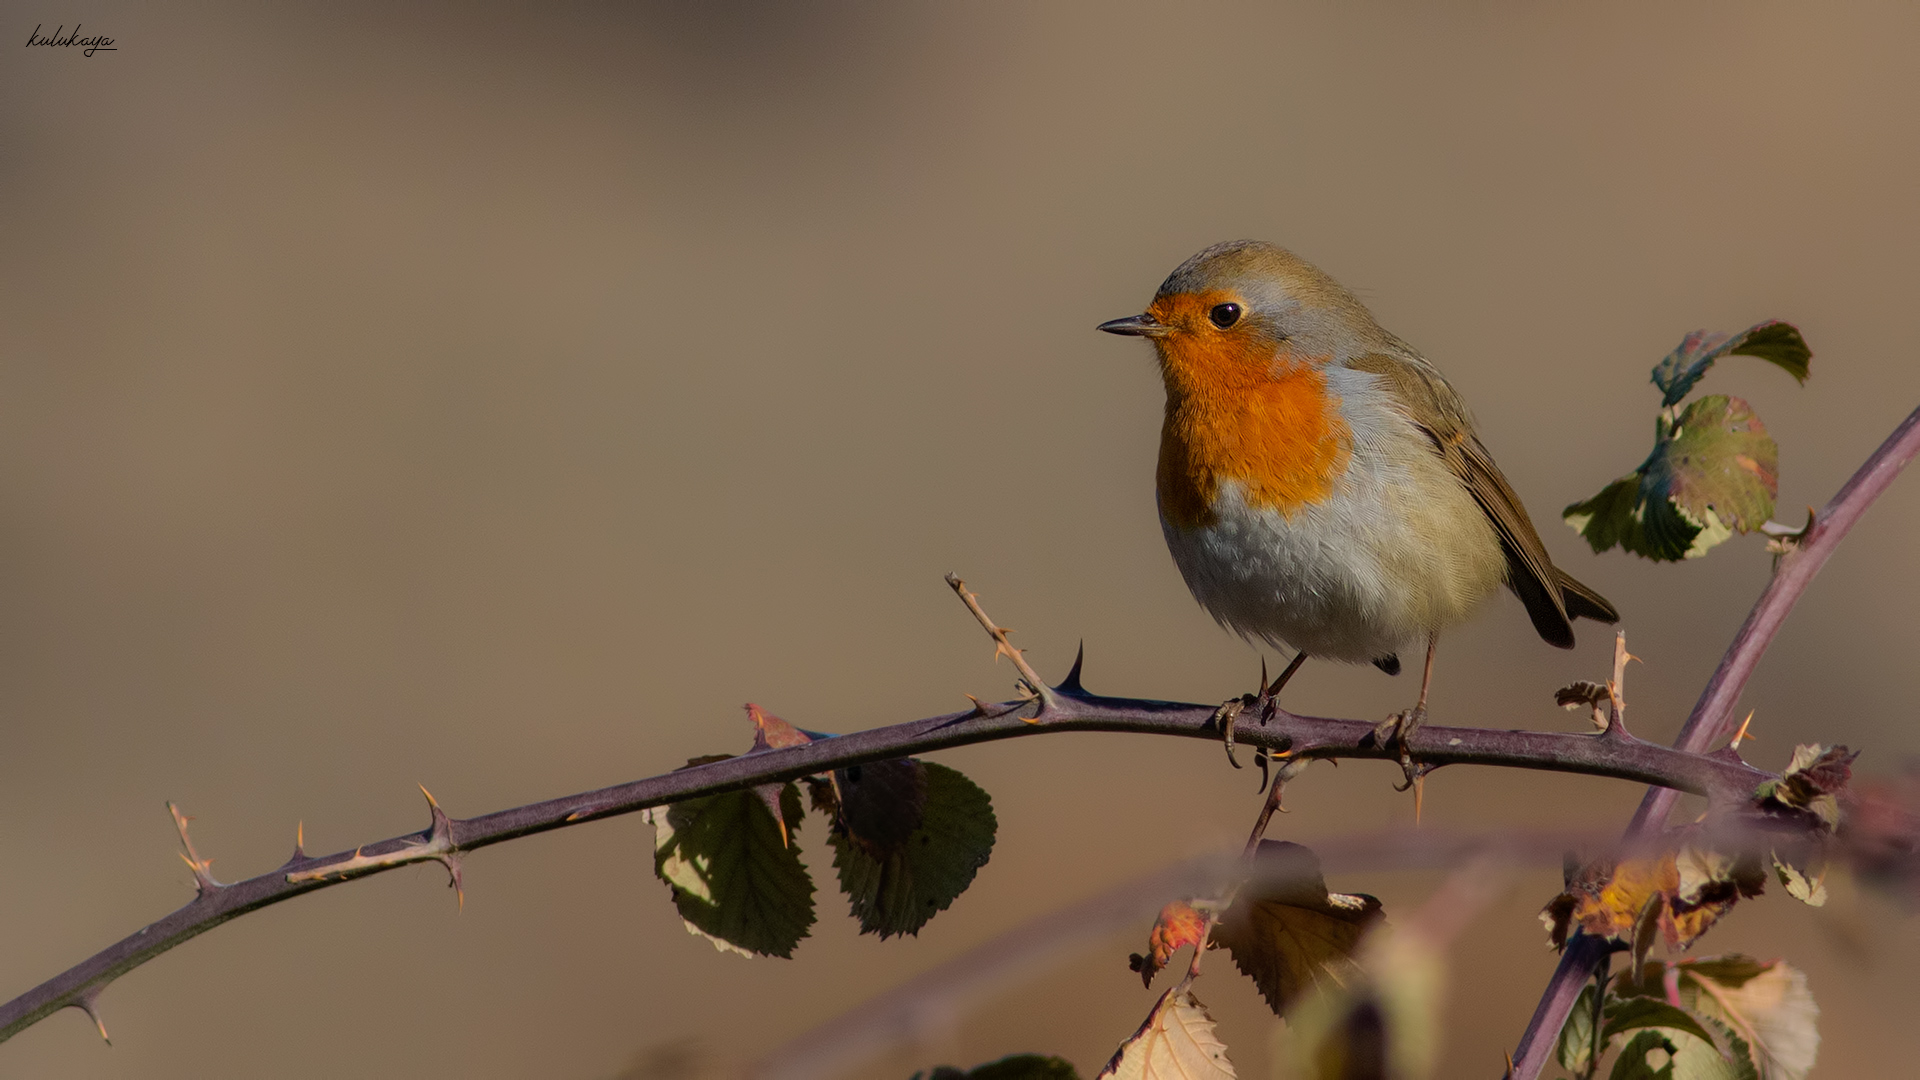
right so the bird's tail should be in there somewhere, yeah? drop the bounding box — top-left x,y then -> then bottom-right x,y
1556,570 -> 1619,625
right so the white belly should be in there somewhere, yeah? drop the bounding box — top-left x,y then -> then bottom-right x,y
1160,409 -> 1505,665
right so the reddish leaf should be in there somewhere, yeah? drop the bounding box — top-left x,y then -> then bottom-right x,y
1129,901 -> 1208,987
747,702 -> 816,751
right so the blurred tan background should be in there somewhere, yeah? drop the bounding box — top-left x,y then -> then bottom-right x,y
3,3 -> 1919,1077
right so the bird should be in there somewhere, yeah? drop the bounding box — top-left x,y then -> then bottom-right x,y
1098,240 -> 1618,776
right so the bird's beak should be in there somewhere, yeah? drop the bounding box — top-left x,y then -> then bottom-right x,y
1096,313 -> 1166,337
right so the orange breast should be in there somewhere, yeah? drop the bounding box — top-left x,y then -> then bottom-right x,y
1152,306 -> 1351,530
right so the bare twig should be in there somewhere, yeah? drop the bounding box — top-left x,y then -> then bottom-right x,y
1505,402 -> 1920,1080
1604,631 -> 1632,740
946,573 -> 1059,717
167,802 -> 220,896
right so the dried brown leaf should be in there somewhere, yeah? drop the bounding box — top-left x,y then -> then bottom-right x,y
1211,841 -> 1383,1016
1544,842 -> 1761,952
1095,986 -> 1235,1080
1555,681 -> 1611,710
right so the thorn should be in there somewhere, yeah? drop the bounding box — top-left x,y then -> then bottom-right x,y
420,785 -> 464,910
74,991 -> 109,1044
960,695 -> 1024,722
1413,773 -> 1426,826
1729,710 -> 1757,750
1055,640 -> 1087,695
295,820 -> 306,859
754,783 -> 792,847
436,853 -> 466,911
1503,1049 -> 1515,1079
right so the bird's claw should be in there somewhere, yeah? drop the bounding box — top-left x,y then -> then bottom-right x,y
1375,704 -> 1428,792
1212,696 -> 1251,768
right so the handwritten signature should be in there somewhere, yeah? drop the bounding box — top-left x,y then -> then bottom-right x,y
26,23 -> 115,56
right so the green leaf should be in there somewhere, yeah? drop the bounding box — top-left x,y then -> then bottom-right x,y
832,761 -> 996,937
1667,1016 -> 1758,1080
1603,998 -> 1720,1049
832,757 -> 929,856
1564,475 -> 1647,557
1605,1017 -> 1755,1080
643,782 -> 815,958
1676,956 -> 1770,990
1611,1029 -> 1678,1080
916,1054 -> 1081,1080
1564,395 -> 1777,561
1650,322 -> 1812,408
1651,396 -> 1778,535
1557,984 -> 1598,1076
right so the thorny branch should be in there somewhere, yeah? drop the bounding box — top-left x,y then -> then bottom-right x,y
1505,401 -> 1920,1080
0,658 -> 1786,1044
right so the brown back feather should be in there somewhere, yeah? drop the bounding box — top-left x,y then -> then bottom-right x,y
1345,352 -> 1619,648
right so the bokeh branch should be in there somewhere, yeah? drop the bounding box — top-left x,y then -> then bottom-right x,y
1507,401 -> 1920,1080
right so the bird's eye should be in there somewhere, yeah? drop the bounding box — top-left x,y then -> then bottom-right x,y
1208,303 -> 1241,329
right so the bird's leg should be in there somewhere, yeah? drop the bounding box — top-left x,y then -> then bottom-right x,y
1253,650 -> 1308,723
1374,634 -> 1437,799
1213,651 -> 1309,769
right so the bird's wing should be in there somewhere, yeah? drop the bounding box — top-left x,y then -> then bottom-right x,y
1344,352 -> 1616,647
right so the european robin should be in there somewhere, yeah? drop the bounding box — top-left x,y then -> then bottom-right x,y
1099,241 -> 1618,768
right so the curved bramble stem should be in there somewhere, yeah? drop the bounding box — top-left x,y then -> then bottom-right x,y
1630,402 -> 1920,832
1506,402 -> 1920,1080
0,680 -> 1780,1045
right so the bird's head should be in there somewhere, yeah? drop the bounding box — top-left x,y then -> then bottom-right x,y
1099,240 -> 1390,395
